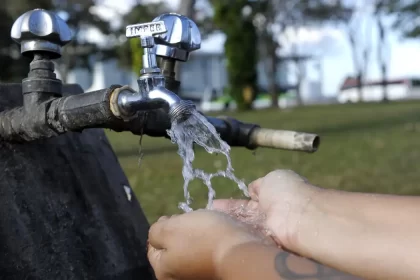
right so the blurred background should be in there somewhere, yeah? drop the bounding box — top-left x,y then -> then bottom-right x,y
3,0 -> 420,222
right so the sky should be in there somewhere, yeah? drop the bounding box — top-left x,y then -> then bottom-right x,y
96,0 -> 420,96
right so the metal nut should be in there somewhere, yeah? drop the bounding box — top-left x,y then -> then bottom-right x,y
11,9 -> 72,58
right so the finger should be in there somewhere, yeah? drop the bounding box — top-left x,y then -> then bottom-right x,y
148,217 -> 173,250
147,244 -> 169,280
248,177 -> 264,201
212,199 -> 250,213
213,199 -> 260,221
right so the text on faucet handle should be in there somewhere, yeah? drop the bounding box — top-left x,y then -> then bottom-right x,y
126,21 -> 167,38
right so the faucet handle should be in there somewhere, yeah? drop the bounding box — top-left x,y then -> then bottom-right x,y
11,9 -> 72,59
152,13 -> 201,62
126,20 -> 167,39
126,20 -> 168,71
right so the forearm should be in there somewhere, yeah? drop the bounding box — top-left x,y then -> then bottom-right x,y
292,188 -> 420,279
217,242 -> 359,280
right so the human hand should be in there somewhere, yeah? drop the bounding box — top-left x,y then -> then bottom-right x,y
213,169 -> 322,250
147,209 -> 271,280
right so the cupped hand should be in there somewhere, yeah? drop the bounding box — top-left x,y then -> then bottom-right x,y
212,169 -> 322,250
147,209 -> 271,280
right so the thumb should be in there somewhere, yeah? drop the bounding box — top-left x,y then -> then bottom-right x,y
147,243 -> 167,279
248,177 -> 264,201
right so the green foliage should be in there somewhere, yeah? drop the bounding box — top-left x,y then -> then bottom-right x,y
212,0 -> 258,110
129,39 -> 143,76
388,1 -> 420,38
53,0 -> 114,77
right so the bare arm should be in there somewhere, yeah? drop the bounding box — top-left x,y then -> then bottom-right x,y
218,242 -> 360,280
288,189 -> 420,280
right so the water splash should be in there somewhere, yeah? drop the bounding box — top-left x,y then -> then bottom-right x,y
167,110 -> 249,212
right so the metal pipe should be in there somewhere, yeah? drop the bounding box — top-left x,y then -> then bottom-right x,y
0,84 -> 321,153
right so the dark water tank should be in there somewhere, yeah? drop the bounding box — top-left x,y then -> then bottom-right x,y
0,84 -> 155,279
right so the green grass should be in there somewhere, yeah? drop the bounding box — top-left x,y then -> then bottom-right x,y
106,101 -> 420,223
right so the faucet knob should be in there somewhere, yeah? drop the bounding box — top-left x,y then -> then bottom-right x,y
11,9 -> 72,59
152,13 -> 201,62
126,20 -> 168,71
126,20 -> 167,39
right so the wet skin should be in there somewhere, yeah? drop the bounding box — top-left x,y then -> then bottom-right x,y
274,250 -> 361,280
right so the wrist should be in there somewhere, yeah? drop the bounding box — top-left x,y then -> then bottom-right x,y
271,184 -> 328,253
215,241 -> 279,280
287,187 -> 360,260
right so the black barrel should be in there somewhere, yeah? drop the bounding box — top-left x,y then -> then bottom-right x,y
0,83 -> 155,279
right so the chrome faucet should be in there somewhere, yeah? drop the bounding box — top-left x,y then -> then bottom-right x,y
115,17 -> 197,123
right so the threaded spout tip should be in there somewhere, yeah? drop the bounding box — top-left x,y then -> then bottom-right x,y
169,100 -> 196,123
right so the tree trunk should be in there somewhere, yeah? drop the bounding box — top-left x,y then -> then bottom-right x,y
0,84 -> 155,279
267,40 -> 278,108
356,73 -> 363,102
347,30 -> 364,103
377,15 -> 389,102
296,83 -> 303,106
175,0 -> 195,83
294,59 -> 304,106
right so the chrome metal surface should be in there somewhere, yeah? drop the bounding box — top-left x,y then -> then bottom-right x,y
152,13 -> 201,61
11,9 -> 72,58
126,20 -> 165,72
116,88 -> 166,117
121,15 -> 198,122
148,87 -> 182,108
126,21 -> 167,38
140,36 -> 158,71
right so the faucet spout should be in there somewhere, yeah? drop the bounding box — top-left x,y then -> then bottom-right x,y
148,87 -> 181,107
115,86 -> 166,118
148,87 -> 195,122
113,84 -> 195,123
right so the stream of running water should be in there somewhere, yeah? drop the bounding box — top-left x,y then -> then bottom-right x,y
167,110 -> 249,212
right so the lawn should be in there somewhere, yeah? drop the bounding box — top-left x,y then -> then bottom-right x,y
106,100 -> 420,223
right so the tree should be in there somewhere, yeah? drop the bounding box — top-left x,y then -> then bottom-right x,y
382,1 -> 420,101
175,0 -> 196,82
253,0 -> 349,107
211,0 -> 258,110
52,0 -> 114,83
302,1 -> 373,103
347,8 -> 373,103
372,0 -> 398,102
252,0 -> 281,108
390,1 -> 420,38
